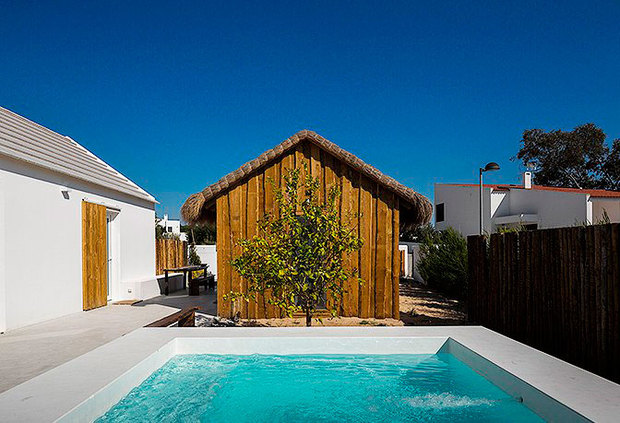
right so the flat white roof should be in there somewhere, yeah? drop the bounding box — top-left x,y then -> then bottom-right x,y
0,106 -> 156,203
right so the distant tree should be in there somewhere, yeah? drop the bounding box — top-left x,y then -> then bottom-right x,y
417,227 -> 468,299
514,123 -> 620,190
227,166 -> 363,326
602,139 -> 620,190
181,223 -> 216,244
155,216 -> 166,239
400,224 -> 436,242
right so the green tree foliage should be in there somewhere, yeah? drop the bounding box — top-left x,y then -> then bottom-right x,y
181,223 -> 216,244
417,227 -> 468,298
515,123 -> 620,190
188,243 -> 202,265
400,224 -> 436,242
228,166 -> 363,326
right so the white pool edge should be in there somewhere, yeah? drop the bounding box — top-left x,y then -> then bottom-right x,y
1,326 -> 618,422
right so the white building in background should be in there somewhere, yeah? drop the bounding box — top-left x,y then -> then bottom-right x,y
157,214 -> 187,241
435,172 -> 620,237
399,242 -> 424,283
0,106 -> 160,333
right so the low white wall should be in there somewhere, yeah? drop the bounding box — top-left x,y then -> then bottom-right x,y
399,242 -> 425,283
0,155 -> 157,332
398,245 -> 410,278
195,245 -> 217,279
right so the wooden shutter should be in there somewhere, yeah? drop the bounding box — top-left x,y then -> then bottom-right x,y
82,201 -> 107,310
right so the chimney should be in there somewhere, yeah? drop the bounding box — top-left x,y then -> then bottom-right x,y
523,171 -> 532,189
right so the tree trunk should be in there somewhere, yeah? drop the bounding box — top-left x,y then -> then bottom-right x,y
305,308 -> 312,327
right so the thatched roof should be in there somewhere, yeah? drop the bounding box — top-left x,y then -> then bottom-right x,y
181,130 -> 432,227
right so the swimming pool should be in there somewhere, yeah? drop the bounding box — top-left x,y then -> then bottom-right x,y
1,327 -> 617,422
96,353 -> 542,422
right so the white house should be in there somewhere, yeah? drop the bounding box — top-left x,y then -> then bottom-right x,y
156,213 -> 187,241
0,106 -> 160,333
435,172 -> 620,237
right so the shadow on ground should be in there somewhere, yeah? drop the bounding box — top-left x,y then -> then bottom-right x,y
135,287 -> 218,315
399,280 -> 467,326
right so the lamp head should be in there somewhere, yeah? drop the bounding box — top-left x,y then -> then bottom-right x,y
483,162 -> 500,172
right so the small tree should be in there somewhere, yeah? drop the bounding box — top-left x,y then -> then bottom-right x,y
228,167 -> 363,326
417,227 -> 468,298
155,216 -> 166,239
188,243 -> 202,265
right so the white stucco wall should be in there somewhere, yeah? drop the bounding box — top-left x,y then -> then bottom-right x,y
434,184 -> 493,236
0,165 -> 6,332
591,198 -> 620,223
434,183 -> 606,238
157,215 -> 181,234
0,155 -> 157,332
490,191 -> 509,217
195,244 -> 217,279
507,189 -> 589,228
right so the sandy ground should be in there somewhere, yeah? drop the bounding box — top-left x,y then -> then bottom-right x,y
398,281 -> 467,325
240,281 -> 467,327
243,316 -> 404,327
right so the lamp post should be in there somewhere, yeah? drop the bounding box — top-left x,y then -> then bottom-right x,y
479,162 -> 500,235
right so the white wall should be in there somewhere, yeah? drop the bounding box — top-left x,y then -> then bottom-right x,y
0,155 -> 157,332
490,191 -> 509,217
592,198 -> 620,223
0,164 -> 6,332
398,245 -> 410,278
195,244 -> 217,279
434,184 -> 612,238
435,184 -> 493,236
507,189 -> 589,228
399,242 -> 425,283
157,214 -> 181,234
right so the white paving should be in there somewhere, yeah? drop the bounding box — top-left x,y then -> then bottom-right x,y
0,304 -> 176,393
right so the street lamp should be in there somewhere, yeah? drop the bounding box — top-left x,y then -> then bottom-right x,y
479,162 -> 500,235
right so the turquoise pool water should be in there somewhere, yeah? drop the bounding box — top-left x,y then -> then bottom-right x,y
97,354 -> 543,422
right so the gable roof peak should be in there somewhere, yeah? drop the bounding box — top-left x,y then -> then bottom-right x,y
181,130 -> 432,225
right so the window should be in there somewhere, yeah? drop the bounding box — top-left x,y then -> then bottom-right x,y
167,226 -> 173,232
436,203 -> 445,222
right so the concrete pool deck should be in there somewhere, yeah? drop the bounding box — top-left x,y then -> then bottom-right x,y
1,326 -> 619,422
0,289 -> 217,393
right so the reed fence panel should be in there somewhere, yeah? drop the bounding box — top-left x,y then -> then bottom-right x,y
468,223 -> 620,383
156,239 -> 187,275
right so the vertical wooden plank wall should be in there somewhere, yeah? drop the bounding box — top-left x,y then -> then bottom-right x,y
468,223 -> 620,383
216,140 -> 401,320
82,201 -> 107,311
155,239 -> 187,275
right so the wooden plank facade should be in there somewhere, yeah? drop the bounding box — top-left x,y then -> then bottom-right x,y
468,223 -> 620,383
216,140 -> 401,319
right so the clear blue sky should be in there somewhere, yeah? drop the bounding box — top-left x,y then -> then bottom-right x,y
2,1 -> 619,219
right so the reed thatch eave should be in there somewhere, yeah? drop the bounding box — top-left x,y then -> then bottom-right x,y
181,130 -> 432,228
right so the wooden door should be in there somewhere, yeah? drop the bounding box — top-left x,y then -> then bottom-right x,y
82,201 -> 108,310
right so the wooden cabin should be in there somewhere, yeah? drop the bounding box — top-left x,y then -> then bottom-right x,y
181,130 -> 432,320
